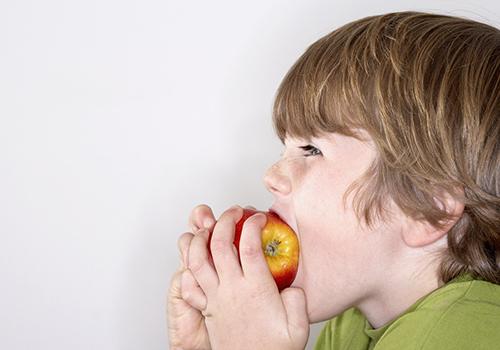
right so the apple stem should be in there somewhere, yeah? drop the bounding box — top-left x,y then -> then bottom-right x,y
265,240 -> 281,257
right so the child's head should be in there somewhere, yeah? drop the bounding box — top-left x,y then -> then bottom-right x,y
265,11 -> 499,321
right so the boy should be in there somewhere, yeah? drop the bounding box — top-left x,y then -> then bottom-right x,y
167,11 -> 500,349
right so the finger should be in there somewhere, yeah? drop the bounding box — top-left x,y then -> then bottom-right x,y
168,268 -> 183,300
181,269 -> 207,311
281,287 -> 310,344
177,232 -> 194,268
210,206 -> 245,281
188,228 -> 219,294
244,205 -> 257,210
238,213 -> 275,287
188,204 -> 216,232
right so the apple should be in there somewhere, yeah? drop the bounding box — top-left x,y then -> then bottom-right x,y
208,208 -> 299,291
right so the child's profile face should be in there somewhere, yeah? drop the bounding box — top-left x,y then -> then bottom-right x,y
264,131 -> 405,322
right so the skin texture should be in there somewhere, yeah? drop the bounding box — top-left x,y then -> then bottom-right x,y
167,131 -> 464,348
167,205 -> 309,350
167,205 -> 215,350
186,207 -> 309,350
263,132 -> 461,327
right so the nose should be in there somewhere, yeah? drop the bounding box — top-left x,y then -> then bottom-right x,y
263,160 -> 291,196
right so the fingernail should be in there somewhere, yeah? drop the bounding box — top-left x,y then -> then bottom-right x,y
203,218 -> 214,228
253,213 -> 267,226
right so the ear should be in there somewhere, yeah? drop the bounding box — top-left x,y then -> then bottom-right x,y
401,187 -> 465,248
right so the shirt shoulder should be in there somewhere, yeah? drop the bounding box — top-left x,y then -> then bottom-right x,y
374,279 -> 500,350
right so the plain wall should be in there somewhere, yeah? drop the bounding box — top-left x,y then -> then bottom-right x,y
0,1 -> 498,349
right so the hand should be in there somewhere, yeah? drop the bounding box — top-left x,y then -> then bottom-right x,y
167,204 -> 216,350
186,205 -> 310,350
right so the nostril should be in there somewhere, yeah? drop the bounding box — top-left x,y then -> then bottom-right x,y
263,175 -> 274,192
263,166 -> 291,196
268,182 -> 280,194
263,172 -> 277,193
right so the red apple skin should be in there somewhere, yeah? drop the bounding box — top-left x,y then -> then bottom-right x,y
208,208 -> 300,291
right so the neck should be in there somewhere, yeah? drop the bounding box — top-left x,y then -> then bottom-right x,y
356,248 -> 445,329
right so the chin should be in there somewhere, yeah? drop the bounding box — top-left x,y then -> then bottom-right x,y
307,299 -> 351,323
293,274 -> 353,323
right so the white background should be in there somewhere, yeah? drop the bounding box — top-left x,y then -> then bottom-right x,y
1,1 -> 498,349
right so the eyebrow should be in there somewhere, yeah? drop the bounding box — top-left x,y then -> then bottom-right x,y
299,145 -> 316,150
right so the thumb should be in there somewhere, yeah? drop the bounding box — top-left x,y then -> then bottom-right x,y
281,287 -> 310,344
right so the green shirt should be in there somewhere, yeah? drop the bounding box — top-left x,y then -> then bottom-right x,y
314,275 -> 500,349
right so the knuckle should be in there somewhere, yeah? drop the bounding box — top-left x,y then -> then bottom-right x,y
181,289 -> 194,304
194,228 -> 209,239
239,244 -> 261,259
188,238 -> 208,273
177,233 -> 193,263
182,290 -> 196,306
189,204 -> 212,229
225,205 -> 243,216
188,258 -> 205,274
177,232 -> 193,249
192,203 -> 209,213
246,213 -> 266,227
210,238 -> 228,254
219,206 -> 243,225
191,204 -> 210,219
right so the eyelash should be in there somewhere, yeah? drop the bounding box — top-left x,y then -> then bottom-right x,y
299,145 -> 322,157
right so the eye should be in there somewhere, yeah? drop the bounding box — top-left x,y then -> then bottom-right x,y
299,144 -> 322,157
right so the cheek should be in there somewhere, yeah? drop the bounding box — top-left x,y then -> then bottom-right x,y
292,171 -> 368,283
294,170 -> 348,228
296,210 -> 361,274
292,213 -> 367,321
293,192 -> 349,278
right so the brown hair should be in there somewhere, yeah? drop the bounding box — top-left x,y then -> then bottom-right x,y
272,11 -> 500,284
